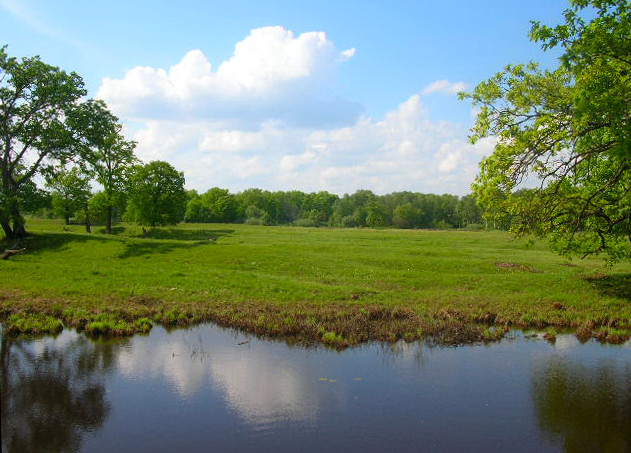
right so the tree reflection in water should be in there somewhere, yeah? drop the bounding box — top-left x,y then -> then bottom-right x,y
0,331 -> 124,453
532,357 -> 631,452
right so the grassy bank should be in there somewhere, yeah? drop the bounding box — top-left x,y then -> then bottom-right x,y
1,219 -> 630,345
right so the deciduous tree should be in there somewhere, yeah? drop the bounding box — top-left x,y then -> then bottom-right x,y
68,99 -> 136,233
463,0 -> 631,262
125,161 -> 187,227
0,46 -> 86,238
46,166 -> 92,230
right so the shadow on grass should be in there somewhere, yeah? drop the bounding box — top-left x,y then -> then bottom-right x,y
96,226 -> 126,235
117,240 -> 212,259
142,227 -> 235,241
99,225 -> 235,241
116,226 -> 235,258
10,231 -> 110,255
586,274 -> 631,300
4,226 -> 235,260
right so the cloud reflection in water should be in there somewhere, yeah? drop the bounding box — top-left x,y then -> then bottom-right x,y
115,326 -> 346,427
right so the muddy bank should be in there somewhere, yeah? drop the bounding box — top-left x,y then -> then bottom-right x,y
2,297 -> 629,346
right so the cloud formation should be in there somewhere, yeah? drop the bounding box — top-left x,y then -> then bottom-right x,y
421,80 -> 468,96
98,26 -> 361,128
124,95 -> 494,195
99,27 -> 491,196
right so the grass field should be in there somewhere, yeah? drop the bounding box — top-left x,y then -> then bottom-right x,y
1,219 -> 630,345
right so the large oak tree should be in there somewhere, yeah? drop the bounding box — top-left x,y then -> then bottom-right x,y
0,46 -> 86,239
464,0 -> 631,263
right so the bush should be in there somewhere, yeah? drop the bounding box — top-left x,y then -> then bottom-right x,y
340,215 -> 360,228
293,217 -> 318,227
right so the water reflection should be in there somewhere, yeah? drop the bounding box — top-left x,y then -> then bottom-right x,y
532,356 -> 631,452
116,332 -> 209,396
115,327 -> 341,426
3,326 -> 631,452
1,330 -> 123,453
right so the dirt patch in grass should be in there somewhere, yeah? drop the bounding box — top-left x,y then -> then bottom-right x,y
495,262 -> 539,273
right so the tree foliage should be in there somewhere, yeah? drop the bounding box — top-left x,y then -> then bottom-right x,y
46,166 -> 91,226
393,203 -> 422,229
68,99 -> 136,233
0,46 -> 86,238
182,187 -> 481,230
463,0 -> 631,262
125,161 -> 187,227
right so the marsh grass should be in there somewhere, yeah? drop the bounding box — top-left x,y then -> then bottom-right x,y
1,219 -> 630,345
4,313 -> 63,336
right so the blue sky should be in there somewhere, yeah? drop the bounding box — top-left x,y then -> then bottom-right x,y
2,0 -> 571,195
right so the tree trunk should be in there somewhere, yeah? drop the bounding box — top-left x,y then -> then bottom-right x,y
1,220 -> 13,239
13,222 -> 26,238
12,222 -> 26,238
9,199 -> 26,238
106,205 -> 113,234
84,203 -> 91,234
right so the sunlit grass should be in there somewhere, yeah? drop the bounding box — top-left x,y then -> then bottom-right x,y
1,219 -> 630,344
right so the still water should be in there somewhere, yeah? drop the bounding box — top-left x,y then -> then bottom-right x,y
2,324 -> 630,453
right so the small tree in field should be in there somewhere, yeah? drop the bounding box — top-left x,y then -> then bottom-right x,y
68,99 -> 136,234
125,161 -> 187,227
46,166 -> 92,230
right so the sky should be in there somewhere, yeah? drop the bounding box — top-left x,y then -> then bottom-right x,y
1,0 -> 572,195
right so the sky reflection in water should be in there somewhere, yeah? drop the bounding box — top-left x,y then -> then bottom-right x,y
2,325 -> 630,453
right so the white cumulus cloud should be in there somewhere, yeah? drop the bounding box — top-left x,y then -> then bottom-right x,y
98,26 -> 360,128
126,94 -> 493,195
98,27 -> 492,196
422,79 -> 468,96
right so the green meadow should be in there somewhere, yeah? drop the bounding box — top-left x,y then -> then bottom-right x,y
2,219 -> 630,345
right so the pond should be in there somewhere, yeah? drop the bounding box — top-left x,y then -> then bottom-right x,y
2,324 -> 630,452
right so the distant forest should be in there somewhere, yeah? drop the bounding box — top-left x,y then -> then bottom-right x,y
185,188 -> 484,229
30,186 -> 488,230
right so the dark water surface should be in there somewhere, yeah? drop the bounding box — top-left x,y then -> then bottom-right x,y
2,325 -> 631,453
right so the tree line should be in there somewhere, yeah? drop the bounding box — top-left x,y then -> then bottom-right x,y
30,184 -> 485,231
185,188 -> 483,229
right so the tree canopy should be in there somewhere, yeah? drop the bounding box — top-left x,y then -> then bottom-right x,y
46,166 -> 91,227
68,99 -> 137,233
0,47 -> 138,238
125,161 -> 187,227
463,0 -> 631,263
0,46 -> 86,238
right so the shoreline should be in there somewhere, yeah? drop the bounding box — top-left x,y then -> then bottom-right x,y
2,295 -> 629,346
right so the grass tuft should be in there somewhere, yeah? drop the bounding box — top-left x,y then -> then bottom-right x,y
5,313 -> 63,336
